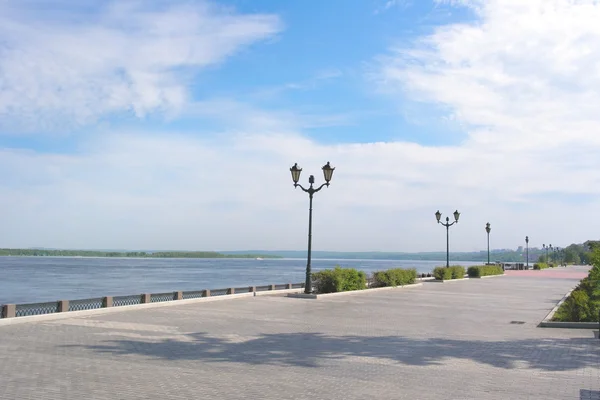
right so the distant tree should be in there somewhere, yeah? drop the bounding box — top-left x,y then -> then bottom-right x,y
584,240 -> 600,251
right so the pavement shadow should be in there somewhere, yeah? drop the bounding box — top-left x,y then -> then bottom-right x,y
580,389 -> 600,399
66,331 -> 600,371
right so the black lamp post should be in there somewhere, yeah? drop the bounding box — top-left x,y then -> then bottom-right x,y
543,244 -> 547,262
290,161 -> 335,294
435,210 -> 460,268
525,236 -> 529,268
485,222 -> 491,265
543,244 -> 552,263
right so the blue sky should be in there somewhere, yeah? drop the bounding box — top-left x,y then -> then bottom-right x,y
0,0 -> 474,147
1,0 -> 600,252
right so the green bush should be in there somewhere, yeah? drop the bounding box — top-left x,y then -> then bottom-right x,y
433,265 -> 465,280
467,265 -> 504,277
552,289 -> 594,322
433,266 -> 452,280
373,268 -> 417,287
533,262 -> 549,270
450,265 -> 466,279
312,266 -> 366,294
552,248 -> 600,322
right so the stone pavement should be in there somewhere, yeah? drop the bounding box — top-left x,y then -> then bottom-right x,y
1,266 -> 599,400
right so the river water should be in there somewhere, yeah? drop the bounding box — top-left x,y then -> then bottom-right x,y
0,257 -> 482,305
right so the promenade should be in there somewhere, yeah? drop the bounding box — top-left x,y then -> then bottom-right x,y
0,266 -> 598,399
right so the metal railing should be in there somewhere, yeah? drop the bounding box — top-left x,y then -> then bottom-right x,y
15,302 -> 60,317
68,298 -> 104,312
1,282 -> 304,319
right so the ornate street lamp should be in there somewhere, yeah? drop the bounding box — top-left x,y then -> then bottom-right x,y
485,222 -> 491,265
525,236 -> 529,268
543,244 -> 551,263
290,162 -> 335,294
435,210 -> 460,268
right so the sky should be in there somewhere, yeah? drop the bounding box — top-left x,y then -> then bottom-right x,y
1,0 -> 599,253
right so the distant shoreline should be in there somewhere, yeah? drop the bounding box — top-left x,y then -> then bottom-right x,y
0,249 -> 281,259
0,247 -> 540,262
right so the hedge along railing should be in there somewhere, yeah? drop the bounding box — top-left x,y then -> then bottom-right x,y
0,282 -> 304,319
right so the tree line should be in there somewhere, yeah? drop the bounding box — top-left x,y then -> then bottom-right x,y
0,248 -> 281,259
537,240 -> 600,264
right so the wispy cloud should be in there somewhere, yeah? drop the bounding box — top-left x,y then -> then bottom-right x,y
0,0 -> 282,131
249,68 -> 344,99
374,0 -> 413,15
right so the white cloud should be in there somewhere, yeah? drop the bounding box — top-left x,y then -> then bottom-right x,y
376,3 -> 600,187
0,0 -> 281,130
1,123 -> 598,252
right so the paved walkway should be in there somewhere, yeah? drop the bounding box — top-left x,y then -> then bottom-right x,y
1,266 -> 598,399
505,268 -> 590,280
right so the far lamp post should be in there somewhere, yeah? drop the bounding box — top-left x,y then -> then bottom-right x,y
543,244 -> 548,263
485,222 -> 491,265
435,210 -> 460,268
290,161 -> 335,294
525,236 -> 529,268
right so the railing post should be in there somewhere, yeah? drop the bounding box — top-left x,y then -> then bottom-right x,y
175,291 -> 183,300
287,283 -> 293,289
102,296 -> 113,308
203,289 -> 211,297
141,294 -> 151,304
58,300 -> 69,312
270,284 -> 276,291
2,304 -> 16,318
227,288 -> 235,295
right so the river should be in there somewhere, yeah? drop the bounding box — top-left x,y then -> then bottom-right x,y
0,256 -> 483,305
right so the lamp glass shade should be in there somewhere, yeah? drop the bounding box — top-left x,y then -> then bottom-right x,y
290,163 -> 302,184
453,210 -> 460,222
435,210 -> 441,222
322,162 -> 335,183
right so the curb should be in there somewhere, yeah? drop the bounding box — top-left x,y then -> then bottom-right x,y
470,274 -> 506,279
538,321 -> 599,329
426,277 -> 470,283
287,283 -> 423,299
0,288 -> 303,327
